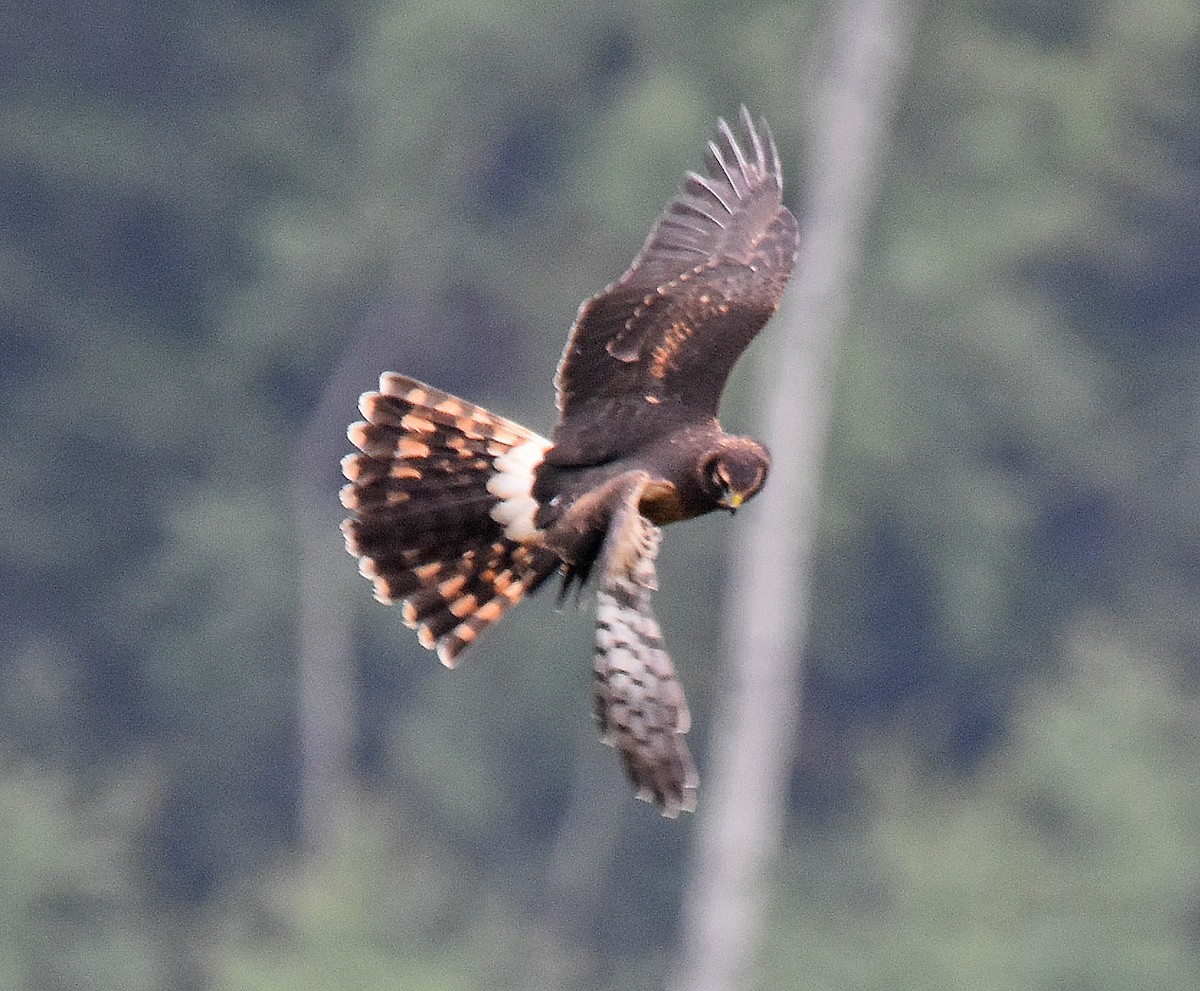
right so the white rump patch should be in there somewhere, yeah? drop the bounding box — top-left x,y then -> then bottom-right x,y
487,436 -> 551,541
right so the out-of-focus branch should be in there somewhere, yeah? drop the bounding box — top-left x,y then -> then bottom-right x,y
293,349 -> 365,854
293,303 -> 410,853
669,0 -> 916,988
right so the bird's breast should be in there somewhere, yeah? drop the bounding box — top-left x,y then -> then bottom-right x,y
638,480 -> 692,525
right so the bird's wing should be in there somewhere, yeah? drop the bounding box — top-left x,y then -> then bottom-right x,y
592,472 -> 698,816
341,373 -> 560,666
551,108 -> 799,466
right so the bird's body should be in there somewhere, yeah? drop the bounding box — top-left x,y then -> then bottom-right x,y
341,108 -> 799,815
536,420 -> 750,524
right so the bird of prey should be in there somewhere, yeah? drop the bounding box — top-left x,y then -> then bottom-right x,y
341,108 -> 798,816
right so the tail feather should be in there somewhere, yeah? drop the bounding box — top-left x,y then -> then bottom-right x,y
342,478 -> 497,536
342,373 -> 559,666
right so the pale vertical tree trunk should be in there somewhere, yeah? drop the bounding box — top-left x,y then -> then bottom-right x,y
294,382 -> 359,854
293,500 -> 357,853
293,320 -> 398,852
294,296 -> 429,851
669,1 -> 916,988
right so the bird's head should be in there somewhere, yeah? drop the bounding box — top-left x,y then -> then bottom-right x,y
700,438 -> 771,513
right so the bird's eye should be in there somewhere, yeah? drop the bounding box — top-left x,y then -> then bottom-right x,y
706,457 -> 729,492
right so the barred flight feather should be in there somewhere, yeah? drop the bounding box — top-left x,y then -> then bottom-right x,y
592,477 -> 697,817
341,373 -> 558,666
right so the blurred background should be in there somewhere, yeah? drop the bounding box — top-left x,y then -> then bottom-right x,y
2,0 -> 1199,988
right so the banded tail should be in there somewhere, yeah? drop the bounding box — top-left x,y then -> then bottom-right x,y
340,373 -> 560,666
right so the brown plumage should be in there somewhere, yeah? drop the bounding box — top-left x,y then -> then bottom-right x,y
341,107 -> 799,816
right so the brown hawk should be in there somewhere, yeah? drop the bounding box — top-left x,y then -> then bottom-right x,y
341,108 -> 799,816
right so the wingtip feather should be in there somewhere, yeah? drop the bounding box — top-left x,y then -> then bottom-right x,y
706,137 -> 738,190
740,105 -> 768,174
717,116 -> 751,182
763,117 -> 782,186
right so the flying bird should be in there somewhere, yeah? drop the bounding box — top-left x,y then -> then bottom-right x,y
341,108 -> 799,816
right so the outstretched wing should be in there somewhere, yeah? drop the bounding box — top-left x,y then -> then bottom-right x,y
551,107 -> 799,466
592,472 -> 698,816
340,374 -> 560,666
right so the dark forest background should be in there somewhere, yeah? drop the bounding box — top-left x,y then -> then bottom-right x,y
2,0 -> 1199,988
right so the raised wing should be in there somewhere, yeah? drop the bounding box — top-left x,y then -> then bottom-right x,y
592,472 -> 698,816
551,108 -> 799,465
340,374 -> 560,666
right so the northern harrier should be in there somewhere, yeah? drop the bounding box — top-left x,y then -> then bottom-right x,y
341,108 -> 799,815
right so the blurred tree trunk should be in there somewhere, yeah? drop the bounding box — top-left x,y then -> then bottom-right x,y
668,0 -> 915,988
294,311 -> 406,852
294,301 -> 430,851
294,371 -> 360,853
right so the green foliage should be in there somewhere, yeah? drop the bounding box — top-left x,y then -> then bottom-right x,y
762,625 -> 1200,989
211,791 -> 597,991
1,0 -> 1198,985
0,764 -> 165,990
214,799 -> 473,990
